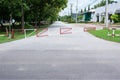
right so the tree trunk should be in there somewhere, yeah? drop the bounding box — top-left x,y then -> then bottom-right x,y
0,23 -> 4,32
21,5 -> 24,33
35,17 -> 37,28
9,13 -> 12,38
6,27 -> 9,37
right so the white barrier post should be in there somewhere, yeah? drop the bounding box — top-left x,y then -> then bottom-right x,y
24,29 -> 37,38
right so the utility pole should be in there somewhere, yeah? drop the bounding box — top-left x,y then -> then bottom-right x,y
70,3 -> 73,20
68,6 -> 70,16
76,0 -> 78,23
21,0 -> 25,33
106,0 -> 108,28
70,3 -> 73,16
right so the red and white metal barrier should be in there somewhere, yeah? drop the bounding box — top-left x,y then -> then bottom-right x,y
60,28 -> 72,34
36,28 -> 48,37
84,27 -> 96,32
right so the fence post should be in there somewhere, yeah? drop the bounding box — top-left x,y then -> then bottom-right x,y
112,28 -> 116,37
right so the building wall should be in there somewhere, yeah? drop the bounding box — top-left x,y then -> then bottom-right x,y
92,1 -> 120,22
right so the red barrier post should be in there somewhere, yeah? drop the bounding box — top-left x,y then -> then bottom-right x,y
60,28 -> 72,34
11,29 -> 14,39
37,28 -> 48,37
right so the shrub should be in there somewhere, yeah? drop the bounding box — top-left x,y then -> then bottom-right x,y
111,14 -> 119,23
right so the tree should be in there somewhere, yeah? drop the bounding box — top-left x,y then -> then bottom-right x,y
84,8 -> 86,12
78,15 -> 83,20
27,0 -> 68,25
59,15 -> 74,23
94,0 -> 115,9
0,0 -> 68,30
80,9 -> 83,13
1,0 -> 20,37
20,0 -> 29,31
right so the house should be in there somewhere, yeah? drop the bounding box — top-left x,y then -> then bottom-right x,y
81,1 -> 120,23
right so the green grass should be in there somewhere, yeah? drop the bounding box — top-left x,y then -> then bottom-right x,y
89,29 -> 120,43
0,25 -> 49,44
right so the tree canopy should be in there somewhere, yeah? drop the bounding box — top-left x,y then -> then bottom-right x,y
0,0 -> 68,24
94,0 -> 115,9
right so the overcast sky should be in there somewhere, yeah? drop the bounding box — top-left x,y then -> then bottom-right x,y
59,0 -> 119,16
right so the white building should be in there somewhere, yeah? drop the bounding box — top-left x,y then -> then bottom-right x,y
91,1 -> 120,23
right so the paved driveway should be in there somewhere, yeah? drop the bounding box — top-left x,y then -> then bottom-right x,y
0,21 -> 120,80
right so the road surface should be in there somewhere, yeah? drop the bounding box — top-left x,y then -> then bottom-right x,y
0,21 -> 120,80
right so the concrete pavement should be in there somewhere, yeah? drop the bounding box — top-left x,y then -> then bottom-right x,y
0,21 -> 120,80
0,21 -> 120,51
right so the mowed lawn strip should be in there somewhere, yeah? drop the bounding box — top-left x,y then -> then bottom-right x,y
0,25 -> 49,44
89,29 -> 120,43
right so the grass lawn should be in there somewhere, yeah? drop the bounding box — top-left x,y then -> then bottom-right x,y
0,25 -> 49,44
89,29 -> 120,43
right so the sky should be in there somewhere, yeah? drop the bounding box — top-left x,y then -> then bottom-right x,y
59,0 -> 119,16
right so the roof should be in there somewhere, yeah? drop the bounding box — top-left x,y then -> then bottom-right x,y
89,9 -> 95,13
94,1 -> 120,15
82,9 -> 95,15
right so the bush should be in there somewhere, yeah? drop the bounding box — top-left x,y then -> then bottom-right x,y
118,14 -> 120,22
111,14 -> 119,23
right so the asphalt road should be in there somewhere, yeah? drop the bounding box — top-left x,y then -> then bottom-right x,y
0,21 -> 120,80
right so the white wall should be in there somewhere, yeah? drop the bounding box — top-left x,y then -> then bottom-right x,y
92,1 -> 120,22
